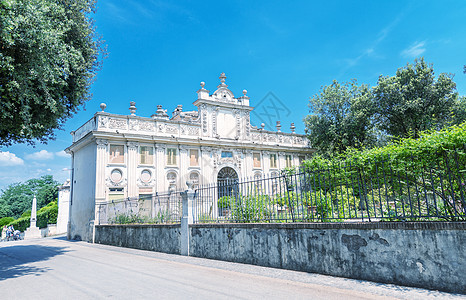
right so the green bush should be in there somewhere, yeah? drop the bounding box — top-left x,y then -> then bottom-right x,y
7,201 -> 59,231
0,217 -> 14,227
217,196 -> 235,209
8,217 -> 30,232
21,210 -> 31,218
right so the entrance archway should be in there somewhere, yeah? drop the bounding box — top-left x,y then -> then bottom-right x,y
217,167 -> 238,198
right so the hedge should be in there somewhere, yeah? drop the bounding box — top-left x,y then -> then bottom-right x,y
7,201 -> 58,231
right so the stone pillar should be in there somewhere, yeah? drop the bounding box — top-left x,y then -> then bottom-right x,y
180,182 -> 194,256
127,141 -> 139,198
24,196 -> 41,239
56,179 -> 71,234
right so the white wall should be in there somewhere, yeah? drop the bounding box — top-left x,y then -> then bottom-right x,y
69,142 -> 97,242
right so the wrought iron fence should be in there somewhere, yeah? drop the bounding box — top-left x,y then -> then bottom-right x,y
97,191 -> 183,225
194,149 -> 466,223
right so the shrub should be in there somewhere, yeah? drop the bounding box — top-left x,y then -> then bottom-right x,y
0,217 -> 14,227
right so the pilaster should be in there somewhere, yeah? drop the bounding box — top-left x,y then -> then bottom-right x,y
155,143 -> 166,192
95,139 -> 108,201
127,141 -> 139,198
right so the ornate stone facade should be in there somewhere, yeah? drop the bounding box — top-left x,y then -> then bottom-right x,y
66,73 -> 313,241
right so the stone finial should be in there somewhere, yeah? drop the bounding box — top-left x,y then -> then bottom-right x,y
100,103 -> 107,112
290,123 -> 296,133
220,72 -> 226,84
129,101 -> 136,116
261,123 -> 265,130
218,72 -> 228,88
243,89 -> 247,96
276,121 -> 281,132
200,82 -> 205,89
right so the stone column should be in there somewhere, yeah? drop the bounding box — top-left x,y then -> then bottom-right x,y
180,182 -> 194,256
244,150 -> 253,179
127,141 -> 139,198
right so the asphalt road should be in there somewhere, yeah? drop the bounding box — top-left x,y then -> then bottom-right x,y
0,237 -> 462,299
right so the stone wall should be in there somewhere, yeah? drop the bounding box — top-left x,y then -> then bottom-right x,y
189,222 -> 466,294
95,224 -> 181,254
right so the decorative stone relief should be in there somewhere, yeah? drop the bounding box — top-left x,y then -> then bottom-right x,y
166,125 -> 178,134
245,115 -> 250,137
106,169 -> 127,187
251,132 -> 261,141
137,169 -> 154,187
126,141 -> 138,150
109,118 -> 127,130
188,126 -> 199,136
129,119 -> 138,131
99,116 -> 108,128
96,139 -> 108,146
139,121 -> 154,132
212,108 -> 218,137
234,110 -> 241,139
201,104 -> 208,133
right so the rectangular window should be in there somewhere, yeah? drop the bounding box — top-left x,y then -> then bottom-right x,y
167,148 -> 177,165
190,149 -> 199,166
221,151 -> 233,158
139,146 -> 154,165
109,145 -> 124,164
253,152 -> 261,168
285,154 -> 292,168
270,154 -> 277,168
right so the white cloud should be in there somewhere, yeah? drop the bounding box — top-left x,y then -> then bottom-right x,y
0,151 -> 24,166
46,168 -> 52,172
401,41 -> 426,58
56,150 -> 70,158
25,150 -> 54,161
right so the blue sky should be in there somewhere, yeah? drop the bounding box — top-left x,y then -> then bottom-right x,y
1,0 -> 466,192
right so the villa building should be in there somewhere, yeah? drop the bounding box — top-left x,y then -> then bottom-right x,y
66,73 -> 313,241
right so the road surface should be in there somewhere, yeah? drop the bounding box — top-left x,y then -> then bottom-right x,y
0,237 -> 462,299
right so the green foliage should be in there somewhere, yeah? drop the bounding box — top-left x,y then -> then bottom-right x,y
230,194 -> 272,222
373,57 -> 463,139
21,210 -> 31,218
0,175 -> 60,219
217,196 -> 234,209
37,201 -> 58,228
7,216 -> 29,232
298,122 -> 466,221
7,201 -> 58,231
0,216 -> 14,227
0,0 -> 105,146
305,80 -> 375,156
109,210 -> 176,225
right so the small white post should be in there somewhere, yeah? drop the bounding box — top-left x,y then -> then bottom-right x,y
180,181 -> 194,256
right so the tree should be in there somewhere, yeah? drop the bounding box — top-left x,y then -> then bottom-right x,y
0,0 -> 104,146
0,175 -> 59,219
373,58 -> 463,139
304,80 -> 375,156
